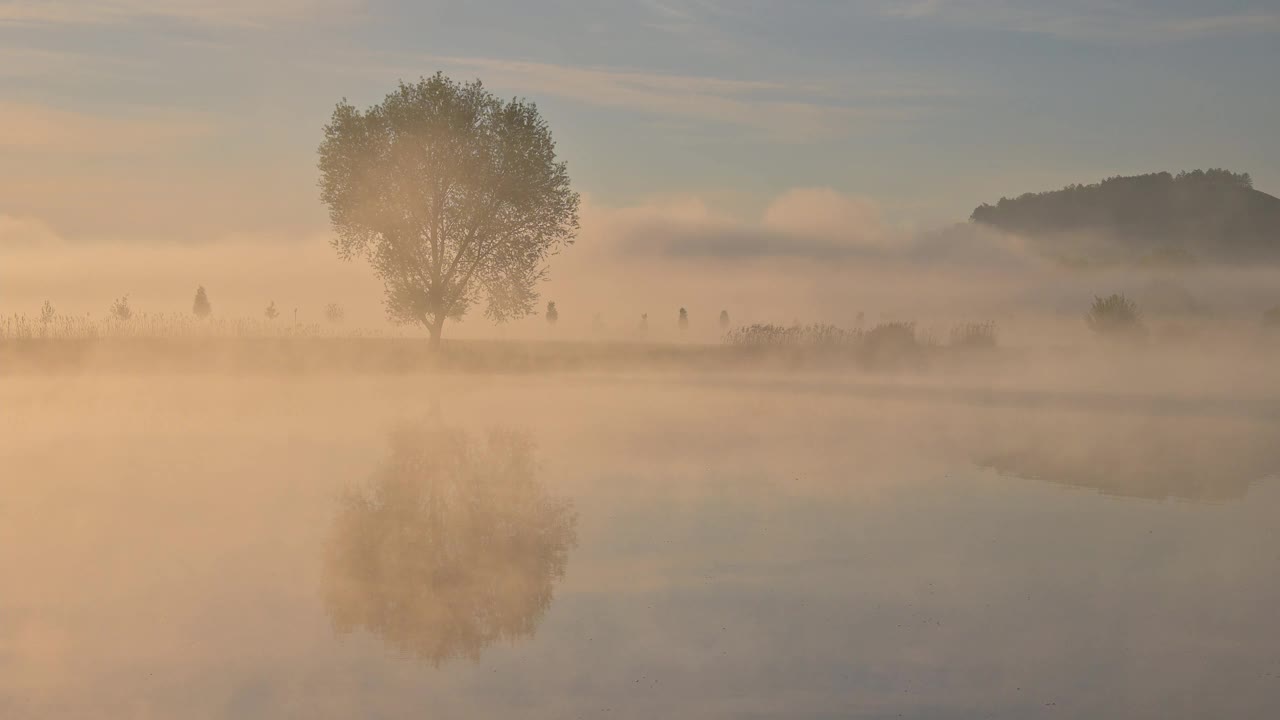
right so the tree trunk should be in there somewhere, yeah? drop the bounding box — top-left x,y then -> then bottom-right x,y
427,315 -> 446,349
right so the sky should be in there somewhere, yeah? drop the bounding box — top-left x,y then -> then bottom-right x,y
2,0 -> 1279,327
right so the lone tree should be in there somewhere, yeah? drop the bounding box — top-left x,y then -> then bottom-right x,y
719,309 -> 730,329
678,308 -> 689,332
192,286 -> 212,319
265,301 -> 280,320
545,301 -> 558,326
318,73 -> 580,347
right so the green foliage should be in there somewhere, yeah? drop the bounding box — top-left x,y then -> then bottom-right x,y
317,72 -> 580,345
1085,294 -> 1146,338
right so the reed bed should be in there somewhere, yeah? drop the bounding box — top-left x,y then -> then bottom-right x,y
0,312 -> 404,342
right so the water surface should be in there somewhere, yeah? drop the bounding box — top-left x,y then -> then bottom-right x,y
3,374 -> 1278,719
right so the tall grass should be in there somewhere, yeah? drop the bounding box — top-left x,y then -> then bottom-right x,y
723,319 -> 999,369
0,311 -> 394,341
949,321 -> 998,349
724,323 -> 861,348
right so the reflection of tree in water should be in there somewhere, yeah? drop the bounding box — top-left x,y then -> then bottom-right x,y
322,424 -> 577,665
978,415 -> 1280,502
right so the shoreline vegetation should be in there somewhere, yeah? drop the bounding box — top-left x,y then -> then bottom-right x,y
0,334 -> 975,375
2,318 -> 1277,378
3,291 -> 1277,377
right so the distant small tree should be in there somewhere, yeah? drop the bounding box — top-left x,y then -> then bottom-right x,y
678,308 -> 689,332
192,286 -> 212,319
719,309 -> 730,329
265,301 -> 280,320
110,295 -> 132,322
39,300 -> 56,325
638,313 -> 648,335
545,301 -> 558,326
1086,294 -> 1146,339
324,302 -> 346,325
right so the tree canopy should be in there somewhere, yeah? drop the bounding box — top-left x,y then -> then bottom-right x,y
970,170 -> 1280,264
318,73 -> 580,344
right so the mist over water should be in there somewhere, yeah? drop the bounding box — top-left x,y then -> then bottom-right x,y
6,181 -> 1280,718
3,357 -> 1279,718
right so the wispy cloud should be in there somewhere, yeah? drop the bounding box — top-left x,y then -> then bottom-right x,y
0,0 -> 360,27
0,102 -> 218,153
880,1 -> 1280,41
0,46 -> 142,79
444,56 -> 861,140
323,53 -> 956,142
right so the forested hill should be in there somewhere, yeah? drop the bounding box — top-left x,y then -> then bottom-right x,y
970,170 -> 1280,263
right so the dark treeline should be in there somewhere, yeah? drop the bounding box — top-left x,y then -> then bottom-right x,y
970,169 -> 1280,263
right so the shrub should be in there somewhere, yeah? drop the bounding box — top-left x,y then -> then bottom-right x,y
1085,294 -> 1146,338
264,301 -> 280,320
861,321 -> 919,364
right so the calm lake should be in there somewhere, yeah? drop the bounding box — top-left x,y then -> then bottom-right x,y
3,373 -> 1279,719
